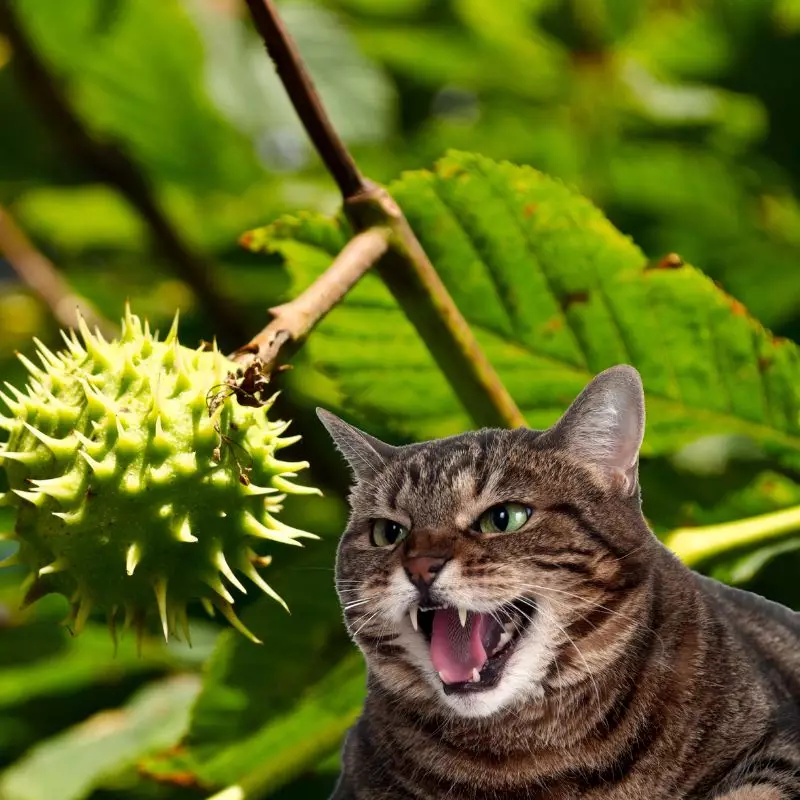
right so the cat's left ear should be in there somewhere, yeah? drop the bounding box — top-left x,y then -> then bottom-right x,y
316,409 -> 397,483
543,365 -> 645,495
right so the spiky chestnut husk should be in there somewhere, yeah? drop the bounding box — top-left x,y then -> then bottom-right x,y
0,306 -> 320,645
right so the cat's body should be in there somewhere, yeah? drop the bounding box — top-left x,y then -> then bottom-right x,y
318,366 -> 800,800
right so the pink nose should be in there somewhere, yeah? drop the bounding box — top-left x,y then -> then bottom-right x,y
403,556 -> 448,588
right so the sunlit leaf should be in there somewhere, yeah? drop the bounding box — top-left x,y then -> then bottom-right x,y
246,151 -> 800,470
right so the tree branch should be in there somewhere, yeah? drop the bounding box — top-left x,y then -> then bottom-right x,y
242,0 -> 526,429
0,2 -> 248,344
0,205 -> 117,340
243,0 -> 367,199
230,227 -> 390,368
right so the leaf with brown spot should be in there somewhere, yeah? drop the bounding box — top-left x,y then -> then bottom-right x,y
244,151 -> 800,470
647,252 -> 684,270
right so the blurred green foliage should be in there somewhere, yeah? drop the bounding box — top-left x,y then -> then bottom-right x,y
2,0 -> 800,798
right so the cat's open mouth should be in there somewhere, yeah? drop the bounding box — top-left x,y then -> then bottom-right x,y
410,599 -> 534,694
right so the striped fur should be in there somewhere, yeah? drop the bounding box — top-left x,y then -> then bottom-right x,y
318,368 -> 800,799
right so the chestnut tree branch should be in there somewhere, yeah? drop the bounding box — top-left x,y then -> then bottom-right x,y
243,0 -> 366,199
0,205 -> 117,340
230,227 -> 390,368
242,0 -> 526,429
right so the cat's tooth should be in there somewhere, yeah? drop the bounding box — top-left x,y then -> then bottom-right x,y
409,603 -> 419,632
438,671 -> 447,683
471,668 -> 481,683
493,629 -> 512,654
458,606 -> 468,627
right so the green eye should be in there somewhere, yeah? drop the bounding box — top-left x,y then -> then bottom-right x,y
371,519 -> 409,547
476,503 -> 532,534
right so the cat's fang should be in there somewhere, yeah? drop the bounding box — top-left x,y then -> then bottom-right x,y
493,628 -> 513,654
471,668 -> 481,683
458,606 -> 468,627
409,603 -> 419,631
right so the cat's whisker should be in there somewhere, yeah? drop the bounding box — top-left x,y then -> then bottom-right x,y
513,582 -> 667,661
605,541 -> 650,563
343,598 -> 373,609
351,607 -> 384,638
508,600 -> 568,721
516,601 -> 603,710
514,581 -> 646,628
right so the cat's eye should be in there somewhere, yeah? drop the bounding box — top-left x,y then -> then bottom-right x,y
371,519 -> 409,547
474,503 -> 532,534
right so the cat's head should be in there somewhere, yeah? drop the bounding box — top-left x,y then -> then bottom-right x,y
318,365 -> 657,718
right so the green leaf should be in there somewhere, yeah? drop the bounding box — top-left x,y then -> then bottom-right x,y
186,507 -> 349,748
0,674 -> 201,800
184,1 -> 396,158
0,621 -> 174,710
245,151 -> 800,471
354,25 -> 564,100
710,536 -> 800,586
14,0 -> 260,194
195,654 -> 362,793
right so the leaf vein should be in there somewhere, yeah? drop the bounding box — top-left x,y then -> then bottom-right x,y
474,159 -> 590,369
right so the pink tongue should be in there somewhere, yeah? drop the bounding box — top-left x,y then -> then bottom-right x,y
430,608 -> 489,684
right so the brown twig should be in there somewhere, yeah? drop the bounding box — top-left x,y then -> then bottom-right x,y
231,227 -> 390,368
243,0 -> 366,199
0,205 -> 118,339
243,0 -> 526,429
0,2 -> 248,345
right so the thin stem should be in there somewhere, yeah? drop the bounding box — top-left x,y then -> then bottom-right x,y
242,0 -> 526,429
349,189 -> 528,429
0,205 -> 117,339
664,504 -> 800,568
243,0 -> 366,199
230,227 -> 390,367
0,2 -> 248,344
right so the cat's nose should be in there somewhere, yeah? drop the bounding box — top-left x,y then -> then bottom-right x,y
404,556 -> 449,589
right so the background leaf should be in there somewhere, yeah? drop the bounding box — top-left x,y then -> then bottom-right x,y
0,674 -> 201,800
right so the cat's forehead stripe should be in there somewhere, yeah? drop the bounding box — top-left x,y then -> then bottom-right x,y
379,433 -> 506,521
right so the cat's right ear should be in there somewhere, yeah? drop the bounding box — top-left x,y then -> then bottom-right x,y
316,409 -> 396,482
541,365 -> 645,495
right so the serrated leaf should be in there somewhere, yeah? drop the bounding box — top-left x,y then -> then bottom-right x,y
244,151 -> 800,471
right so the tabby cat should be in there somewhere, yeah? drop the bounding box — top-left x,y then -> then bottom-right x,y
318,366 -> 800,799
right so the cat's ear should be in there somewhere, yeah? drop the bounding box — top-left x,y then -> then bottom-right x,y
544,365 -> 645,495
316,409 -> 396,482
